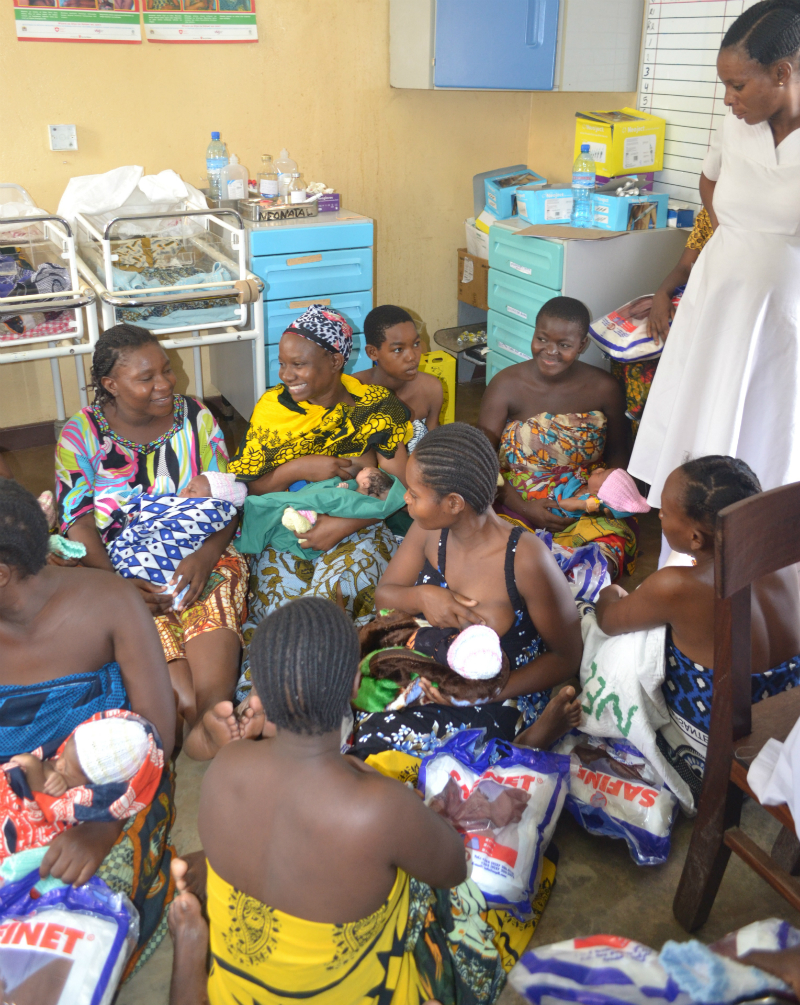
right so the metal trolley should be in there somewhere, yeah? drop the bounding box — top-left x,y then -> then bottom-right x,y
0,184 -> 98,421
75,206 -> 266,418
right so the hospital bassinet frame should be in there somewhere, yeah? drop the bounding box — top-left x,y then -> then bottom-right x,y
0,184 -> 99,422
76,207 -> 265,416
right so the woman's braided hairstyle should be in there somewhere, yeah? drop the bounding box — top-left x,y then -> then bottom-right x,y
248,597 -> 359,735
722,0 -> 800,66
90,323 -> 160,406
0,478 -> 49,577
679,455 -> 762,529
412,422 -> 499,514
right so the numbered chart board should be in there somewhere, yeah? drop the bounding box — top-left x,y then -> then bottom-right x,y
638,0 -> 757,208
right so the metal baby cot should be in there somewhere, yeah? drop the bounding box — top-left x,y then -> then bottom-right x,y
75,206 -> 266,418
0,184 -> 99,422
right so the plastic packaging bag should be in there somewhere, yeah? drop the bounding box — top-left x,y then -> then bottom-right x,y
588,290 -> 684,363
0,861 -> 138,1005
418,730 -> 570,919
510,920 -> 800,1005
554,732 -> 678,866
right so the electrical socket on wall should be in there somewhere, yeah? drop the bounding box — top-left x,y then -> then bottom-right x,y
48,125 -> 78,152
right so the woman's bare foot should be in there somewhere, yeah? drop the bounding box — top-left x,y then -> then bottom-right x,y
172,852 -> 208,904
235,691 -> 268,740
515,686 -> 582,750
184,701 -> 240,760
168,891 -> 209,1005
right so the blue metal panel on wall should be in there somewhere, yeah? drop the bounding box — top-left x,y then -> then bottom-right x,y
434,0 -> 559,90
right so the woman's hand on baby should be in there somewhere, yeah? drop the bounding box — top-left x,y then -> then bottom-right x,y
41,821 -> 123,887
524,497 -> 574,532
299,456 -> 356,483
417,585 -> 483,630
179,475 -> 211,498
169,550 -> 217,612
132,578 -> 172,614
648,290 -> 675,346
295,515 -> 350,553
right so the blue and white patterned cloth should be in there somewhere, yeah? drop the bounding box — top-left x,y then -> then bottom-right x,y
107,495 -> 236,586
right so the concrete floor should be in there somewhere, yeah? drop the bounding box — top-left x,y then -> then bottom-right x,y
3,379 -> 798,1005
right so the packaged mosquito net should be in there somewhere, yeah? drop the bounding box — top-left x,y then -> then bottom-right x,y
554,732 -> 678,866
418,730 -> 570,919
588,289 -> 684,363
0,850 -> 138,1005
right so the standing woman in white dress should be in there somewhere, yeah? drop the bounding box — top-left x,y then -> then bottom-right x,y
630,1 -> 800,511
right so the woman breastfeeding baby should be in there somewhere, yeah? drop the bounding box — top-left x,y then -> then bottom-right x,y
352,423 -> 583,777
479,296 -> 637,579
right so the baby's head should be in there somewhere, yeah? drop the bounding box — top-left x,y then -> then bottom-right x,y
661,455 -> 761,556
355,467 -> 393,499
588,467 -> 650,513
58,717 -> 151,789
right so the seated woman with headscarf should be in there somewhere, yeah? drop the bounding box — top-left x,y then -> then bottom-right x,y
55,324 -> 248,761
479,296 -> 636,580
228,305 -> 411,703
0,478 -> 176,979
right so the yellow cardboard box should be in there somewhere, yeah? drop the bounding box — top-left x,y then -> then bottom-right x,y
574,107 -> 665,177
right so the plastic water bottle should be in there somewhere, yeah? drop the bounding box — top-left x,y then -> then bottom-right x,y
205,131 -> 229,201
571,143 -> 596,228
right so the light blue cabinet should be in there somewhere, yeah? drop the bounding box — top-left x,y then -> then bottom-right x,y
246,212 -> 374,388
434,0 -> 559,90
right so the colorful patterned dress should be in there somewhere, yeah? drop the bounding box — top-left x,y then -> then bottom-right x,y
229,375 -> 412,700
55,395 -> 248,663
499,411 -> 637,577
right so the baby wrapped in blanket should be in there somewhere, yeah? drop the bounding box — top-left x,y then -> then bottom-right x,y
548,467 -> 650,520
0,711 -> 163,861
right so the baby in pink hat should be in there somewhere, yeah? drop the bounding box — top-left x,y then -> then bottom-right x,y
550,467 -> 650,520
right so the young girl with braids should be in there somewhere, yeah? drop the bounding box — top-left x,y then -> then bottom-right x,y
352,423 -> 583,773
55,323 -> 247,761
596,455 -> 800,799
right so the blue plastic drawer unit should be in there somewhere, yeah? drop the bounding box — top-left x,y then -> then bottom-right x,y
488,226 -> 563,291
486,347 -> 521,383
246,211 -> 374,388
263,291 -> 373,345
487,310 -> 534,363
488,269 -> 553,328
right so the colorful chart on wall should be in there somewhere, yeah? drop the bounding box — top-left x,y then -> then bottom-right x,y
143,0 -> 256,42
14,0 -> 141,42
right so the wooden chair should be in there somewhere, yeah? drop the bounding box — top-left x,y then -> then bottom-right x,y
673,481 -> 800,931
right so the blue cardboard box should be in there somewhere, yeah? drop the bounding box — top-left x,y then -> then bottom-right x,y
591,190 -> 668,231
485,168 -> 546,219
516,186 -> 574,225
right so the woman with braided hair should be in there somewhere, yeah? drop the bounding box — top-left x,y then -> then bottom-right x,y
352,423 -> 583,775
596,456 -> 800,802
631,1 -> 800,508
55,323 -> 247,761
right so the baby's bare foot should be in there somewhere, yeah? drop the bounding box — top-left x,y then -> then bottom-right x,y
515,686 -> 582,750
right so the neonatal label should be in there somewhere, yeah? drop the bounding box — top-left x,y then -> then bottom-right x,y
497,340 -> 529,359
509,261 -> 532,275
461,257 -> 474,283
544,197 -> 573,222
623,134 -> 656,170
507,306 -> 528,320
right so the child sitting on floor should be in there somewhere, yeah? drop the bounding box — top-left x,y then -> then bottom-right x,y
594,455 -> 800,802
1,711 -> 163,860
548,466 -> 650,519
351,304 -> 443,452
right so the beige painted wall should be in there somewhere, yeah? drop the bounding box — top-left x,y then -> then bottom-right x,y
0,0 -> 633,427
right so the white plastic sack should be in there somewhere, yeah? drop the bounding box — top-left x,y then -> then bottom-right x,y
587,293 -> 681,363
57,166 -> 207,226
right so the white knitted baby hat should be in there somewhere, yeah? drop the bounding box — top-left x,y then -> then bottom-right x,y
447,624 -> 503,680
73,718 -> 150,786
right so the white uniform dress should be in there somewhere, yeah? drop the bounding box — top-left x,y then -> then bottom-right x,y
629,109 -> 800,505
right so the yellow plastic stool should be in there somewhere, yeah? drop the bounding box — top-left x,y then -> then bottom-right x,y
419,351 -> 456,425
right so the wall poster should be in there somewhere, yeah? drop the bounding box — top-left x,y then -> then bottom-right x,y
143,0 -> 256,42
14,0 -> 142,42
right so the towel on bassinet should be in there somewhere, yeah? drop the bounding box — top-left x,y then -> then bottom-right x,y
578,609 -> 695,813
